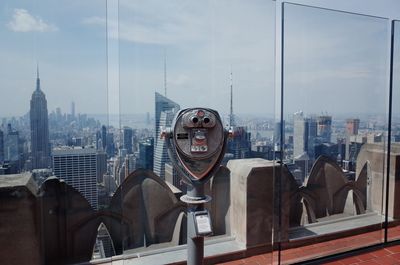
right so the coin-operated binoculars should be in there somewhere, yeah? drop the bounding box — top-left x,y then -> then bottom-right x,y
161,108 -> 228,265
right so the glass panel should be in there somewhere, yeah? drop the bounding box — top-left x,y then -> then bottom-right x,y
0,0 -> 110,264
117,0 -> 275,263
279,3 -> 389,263
389,20 -> 400,242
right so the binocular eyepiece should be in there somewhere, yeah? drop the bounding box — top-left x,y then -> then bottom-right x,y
183,109 -> 216,129
163,108 -> 227,183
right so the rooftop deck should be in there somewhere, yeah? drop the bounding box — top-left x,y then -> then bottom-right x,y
218,226 -> 400,265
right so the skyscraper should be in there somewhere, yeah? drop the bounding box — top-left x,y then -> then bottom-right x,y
317,115 -> 332,143
97,151 -> 107,183
52,147 -> 99,209
4,124 -> 19,162
106,133 -> 115,157
227,127 -> 252,159
154,110 -> 176,180
293,112 -> 317,159
307,117 -> 317,159
123,127 -> 133,154
346,118 -> 360,135
146,112 -> 151,125
293,112 -> 308,158
101,125 -> 107,151
153,92 -> 180,179
30,67 -> 50,169
0,130 -> 4,163
137,137 -> 154,170
71,101 -> 76,119
274,121 -> 285,149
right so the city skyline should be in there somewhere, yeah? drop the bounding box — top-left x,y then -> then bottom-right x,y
0,62 -> 396,213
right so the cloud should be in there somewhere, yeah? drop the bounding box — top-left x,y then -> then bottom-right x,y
7,9 -> 58,32
83,15 -> 205,45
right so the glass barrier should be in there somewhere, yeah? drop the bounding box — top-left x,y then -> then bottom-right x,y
277,3 -> 390,264
117,0 -> 275,264
389,20 -> 400,242
0,0 -> 109,264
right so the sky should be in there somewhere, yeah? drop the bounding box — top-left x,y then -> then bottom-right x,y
1,0 -> 400,120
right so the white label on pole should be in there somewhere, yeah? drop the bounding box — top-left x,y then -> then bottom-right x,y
195,214 -> 212,234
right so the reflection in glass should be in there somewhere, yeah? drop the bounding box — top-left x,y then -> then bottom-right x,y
279,3 -> 389,263
0,0 -> 109,264
389,20 -> 400,242
117,0 -> 274,262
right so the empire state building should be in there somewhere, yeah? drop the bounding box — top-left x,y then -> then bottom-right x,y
30,67 -> 50,169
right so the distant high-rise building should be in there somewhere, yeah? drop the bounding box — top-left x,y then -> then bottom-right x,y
71,101 -> 75,119
96,131 -> 102,150
274,121 -> 285,148
125,154 -> 136,175
106,133 -> 115,157
137,137 -> 154,170
71,137 -> 82,147
97,151 -> 107,183
113,155 -> 127,186
30,67 -> 50,169
111,157 -> 122,186
154,110 -> 176,179
4,126 -> 19,162
293,112 -> 308,158
146,112 -> 151,125
101,125 -> 107,151
56,107 -> 62,122
0,130 -> 4,163
317,115 -> 332,143
52,147 -> 100,209
123,127 -> 133,154
93,224 -> 116,259
307,117 -> 317,160
227,126 -> 251,159
293,112 -> 317,159
346,118 -> 360,135
132,132 -> 138,153
119,148 -> 127,158
153,92 -> 180,180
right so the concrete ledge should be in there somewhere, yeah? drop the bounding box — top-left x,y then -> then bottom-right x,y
87,235 -> 244,265
289,212 -> 385,241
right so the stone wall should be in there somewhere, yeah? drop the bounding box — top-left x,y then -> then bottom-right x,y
0,167 -> 232,264
228,159 -> 293,247
357,143 -> 400,219
0,173 -> 41,265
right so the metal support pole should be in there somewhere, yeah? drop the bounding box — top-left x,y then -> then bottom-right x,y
186,184 -> 205,265
164,108 -> 224,265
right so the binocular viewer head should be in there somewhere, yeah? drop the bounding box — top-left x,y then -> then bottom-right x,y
164,108 -> 227,184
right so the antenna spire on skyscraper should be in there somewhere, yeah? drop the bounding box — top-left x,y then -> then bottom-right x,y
164,48 -> 167,97
36,63 -> 41,91
229,68 -> 235,128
